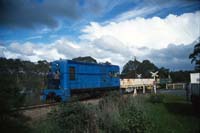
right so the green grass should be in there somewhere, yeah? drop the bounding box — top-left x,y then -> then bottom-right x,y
144,94 -> 199,133
31,94 -> 200,133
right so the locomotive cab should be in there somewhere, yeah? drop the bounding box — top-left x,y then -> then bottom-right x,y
40,62 -> 66,102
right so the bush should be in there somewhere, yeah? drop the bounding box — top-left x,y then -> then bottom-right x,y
97,93 -> 153,133
120,103 -> 153,133
34,93 -> 199,133
149,94 -> 165,103
48,102 -> 98,133
97,93 -> 122,132
35,92 -> 154,133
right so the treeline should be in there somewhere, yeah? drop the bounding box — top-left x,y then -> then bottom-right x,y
0,58 -> 50,105
121,58 -> 193,83
0,58 -> 49,91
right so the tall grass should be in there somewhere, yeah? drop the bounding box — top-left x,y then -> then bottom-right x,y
32,93 -> 199,133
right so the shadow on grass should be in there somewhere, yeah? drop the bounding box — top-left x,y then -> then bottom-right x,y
164,102 -> 197,116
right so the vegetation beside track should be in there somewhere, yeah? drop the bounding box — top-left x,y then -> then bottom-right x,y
32,92 -> 199,133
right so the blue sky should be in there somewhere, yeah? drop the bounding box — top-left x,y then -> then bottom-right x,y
0,0 -> 200,70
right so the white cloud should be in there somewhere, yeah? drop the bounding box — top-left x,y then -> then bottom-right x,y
26,35 -> 42,40
1,38 -> 127,66
3,41 -> 67,62
113,6 -> 158,22
8,42 -> 35,56
0,33 -> 196,70
80,11 -> 200,49
1,11 -> 199,70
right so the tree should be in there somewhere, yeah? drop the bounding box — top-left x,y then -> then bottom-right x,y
170,70 -> 192,83
138,60 -> 158,78
121,59 -> 158,78
189,40 -> 200,72
121,59 -> 140,78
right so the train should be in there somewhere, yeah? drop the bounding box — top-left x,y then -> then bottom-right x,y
40,60 -> 120,102
40,59 -> 171,102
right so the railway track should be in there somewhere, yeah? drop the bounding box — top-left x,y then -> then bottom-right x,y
17,97 -> 101,121
17,92 -> 135,112
15,102 -> 59,111
17,91 -> 144,112
18,98 -> 100,111
17,92 -> 140,121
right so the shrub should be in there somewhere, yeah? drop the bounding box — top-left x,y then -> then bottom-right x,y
97,93 -> 122,132
48,102 -> 98,133
119,103 -> 153,133
36,92 -> 154,133
97,93 -> 153,133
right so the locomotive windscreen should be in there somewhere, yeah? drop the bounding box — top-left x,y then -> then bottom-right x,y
47,69 -> 60,89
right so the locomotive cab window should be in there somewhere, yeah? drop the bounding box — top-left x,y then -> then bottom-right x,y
69,66 -> 75,80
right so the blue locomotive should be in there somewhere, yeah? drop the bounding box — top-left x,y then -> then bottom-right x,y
40,60 -> 120,102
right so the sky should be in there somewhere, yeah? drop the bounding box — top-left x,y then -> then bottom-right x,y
0,0 -> 200,71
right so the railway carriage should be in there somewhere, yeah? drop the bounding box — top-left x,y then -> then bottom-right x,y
41,60 -> 120,102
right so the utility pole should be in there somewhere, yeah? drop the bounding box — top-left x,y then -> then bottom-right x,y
132,56 -> 138,78
137,74 -> 145,94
